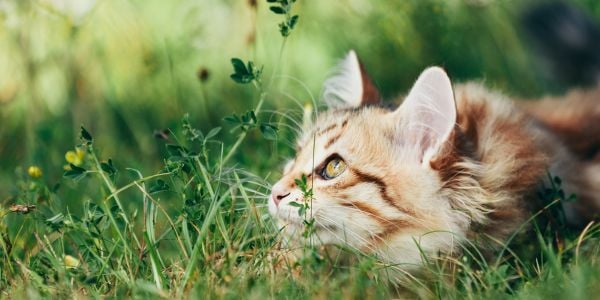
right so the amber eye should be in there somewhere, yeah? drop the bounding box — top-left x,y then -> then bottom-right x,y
321,158 -> 347,180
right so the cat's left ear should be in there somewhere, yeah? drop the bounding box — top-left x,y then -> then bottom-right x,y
322,50 -> 381,109
394,67 -> 457,165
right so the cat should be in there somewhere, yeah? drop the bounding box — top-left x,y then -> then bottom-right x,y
268,50 -> 600,273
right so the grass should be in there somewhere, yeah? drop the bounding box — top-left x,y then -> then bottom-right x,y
2,125 -> 599,299
1,0 -> 600,299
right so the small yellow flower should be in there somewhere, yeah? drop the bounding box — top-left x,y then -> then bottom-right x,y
27,166 -> 43,178
63,255 -> 80,269
65,148 -> 85,166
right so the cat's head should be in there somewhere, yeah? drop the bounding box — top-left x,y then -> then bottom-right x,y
269,51 -> 469,268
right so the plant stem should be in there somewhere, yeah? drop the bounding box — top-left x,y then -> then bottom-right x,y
90,145 -> 142,249
221,36 -> 288,166
177,188 -> 233,296
105,172 -> 173,202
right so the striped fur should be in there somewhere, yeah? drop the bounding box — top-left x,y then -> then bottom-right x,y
269,56 -> 600,273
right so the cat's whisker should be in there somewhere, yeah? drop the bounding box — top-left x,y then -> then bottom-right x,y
273,122 -> 303,138
322,217 -> 393,252
314,215 -> 380,254
239,188 -> 271,197
229,196 -> 269,201
321,203 -> 429,233
235,180 -> 272,190
334,203 -> 410,227
262,109 -> 303,131
314,212 -> 391,254
232,186 -> 270,194
230,207 -> 268,213
273,74 -> 318,113
315,204 -> 433,253
276,88 -> 311,114
260,116 -> 303,144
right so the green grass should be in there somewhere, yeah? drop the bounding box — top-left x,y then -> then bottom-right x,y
2,124 -> 599,299
1,0 -> 600,299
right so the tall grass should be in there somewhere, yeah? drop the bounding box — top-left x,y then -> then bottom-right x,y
2,122 -> 599,298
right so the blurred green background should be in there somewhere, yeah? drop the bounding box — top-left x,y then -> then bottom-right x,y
1,0 -> 600,197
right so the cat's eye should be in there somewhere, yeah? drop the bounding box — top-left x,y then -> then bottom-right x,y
321,158 -> 347,180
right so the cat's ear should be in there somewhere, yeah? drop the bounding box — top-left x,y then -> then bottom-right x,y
394,67 -> 457,164
322,50 -> 381,109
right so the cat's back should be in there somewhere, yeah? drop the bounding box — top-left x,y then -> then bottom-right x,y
521,85 -> 600,223
520,86 -> 600,162
450,82 -> 600,225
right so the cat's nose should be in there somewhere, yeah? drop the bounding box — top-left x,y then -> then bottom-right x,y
271,184 -> 291,207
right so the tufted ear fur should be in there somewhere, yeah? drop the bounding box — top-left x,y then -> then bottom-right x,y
322,50 -> 381,109
394,67 -> 457,165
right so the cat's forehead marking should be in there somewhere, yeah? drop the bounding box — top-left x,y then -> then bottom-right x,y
316,123 -> 337,136
316,117 -> 349,136
324,131 -> 343,149
296,111 -> 351,150
290,107 -> 394,176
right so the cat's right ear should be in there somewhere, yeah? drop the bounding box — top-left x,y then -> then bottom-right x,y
322,50 -> 381,109
393,67 -> 457,165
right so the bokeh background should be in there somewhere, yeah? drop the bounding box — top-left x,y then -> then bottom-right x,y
1,0 -> 600,196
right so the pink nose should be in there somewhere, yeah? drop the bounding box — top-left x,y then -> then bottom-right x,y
271,183 -> 291,207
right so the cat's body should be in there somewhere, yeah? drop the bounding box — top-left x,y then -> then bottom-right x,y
268,51 -> 600,273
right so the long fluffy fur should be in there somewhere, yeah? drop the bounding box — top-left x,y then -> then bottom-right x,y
269,70 -> 600,275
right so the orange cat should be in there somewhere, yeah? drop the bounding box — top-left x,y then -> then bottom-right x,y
268,51 -> 600,272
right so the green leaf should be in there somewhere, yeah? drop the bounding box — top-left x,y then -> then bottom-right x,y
100,159 -> 117,176
148,179 -> 170,194
230,58 -> 257,84
45,213 -> 65,231
249,111 -> 257,123
166,144 -> 189,157
294,174 -> 307,191
85,202 -> 105,225
288,202 -> 303,208
230,58 -> 248,75
205,127 -> 221,140
553,176 -> 562,185
241,113 -> 250,123
230,73 -> 254,84
63,164 -> 87,181
182,114 -> 203,141
269,6 -> 286,14
289,15 -> 299,29
279,22 -> 290,37
260,123 -> 278,140
288,201 -> 307,216
240,111 -> 257,126
223,114 -> 241,124
229,58 -> 262,84
80,126 -> 93,143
